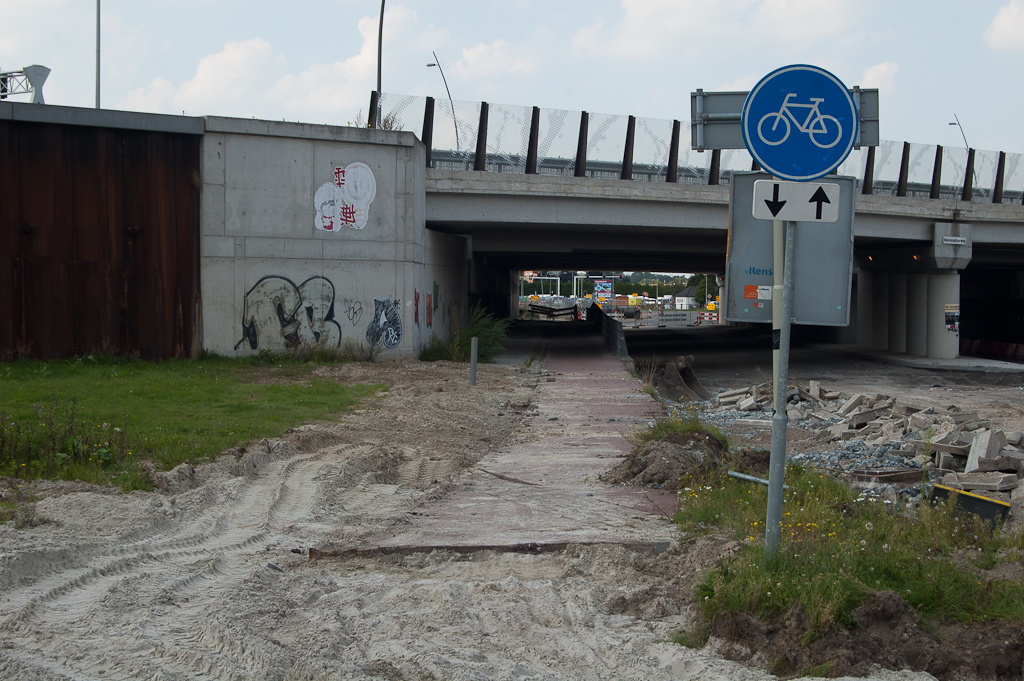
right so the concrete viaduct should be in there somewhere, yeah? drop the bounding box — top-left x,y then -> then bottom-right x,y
2,95 -> 1023,361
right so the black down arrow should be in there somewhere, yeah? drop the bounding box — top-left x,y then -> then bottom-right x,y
809,186 -> 831,219
764,183 -> 786,217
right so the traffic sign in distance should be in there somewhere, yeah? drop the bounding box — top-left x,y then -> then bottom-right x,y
741,64 -> 858,181
752,180 -> 840,222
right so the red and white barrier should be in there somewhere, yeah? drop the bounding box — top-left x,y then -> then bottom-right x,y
960,338 -> 1024,360
698,311 -> 720,324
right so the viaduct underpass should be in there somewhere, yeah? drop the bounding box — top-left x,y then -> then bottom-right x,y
425,168 -> 1024,359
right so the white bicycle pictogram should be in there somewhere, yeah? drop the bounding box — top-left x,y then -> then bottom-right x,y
757,92 -> 843,149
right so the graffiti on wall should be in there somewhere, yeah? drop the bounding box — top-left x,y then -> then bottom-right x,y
343,298 -> 363,326
365,297 -> 403,349
314,162 -> 376,232
236,275 -> 342,351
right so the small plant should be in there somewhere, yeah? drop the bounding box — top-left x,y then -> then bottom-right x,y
628,415 -> 729,451
671,623 -> 711,649
636,356 -> 660,393
340,337 -> 380,363
419,303 -> 511,363
0,481 -> 42,528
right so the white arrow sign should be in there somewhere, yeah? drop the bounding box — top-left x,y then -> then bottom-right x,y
752,180 -> 841,223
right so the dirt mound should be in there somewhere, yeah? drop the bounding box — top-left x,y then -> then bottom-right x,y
606,429 -> 768,491
710,590 -> 1024,680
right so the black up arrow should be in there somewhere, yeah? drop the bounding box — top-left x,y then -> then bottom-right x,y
809,186 -> 831,219
764,183 -> 786,217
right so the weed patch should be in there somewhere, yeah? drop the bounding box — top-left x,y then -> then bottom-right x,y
419,303 -> 511,363
679,461 -> 1024,668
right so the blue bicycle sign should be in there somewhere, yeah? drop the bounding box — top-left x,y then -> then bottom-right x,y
758,93 -> 842,148
742,65 -> 858,181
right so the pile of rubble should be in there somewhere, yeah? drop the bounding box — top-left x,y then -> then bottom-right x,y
695,381 -> 1024,497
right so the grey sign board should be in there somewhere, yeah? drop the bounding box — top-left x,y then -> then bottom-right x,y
691,88 -> 878,152
724,171 -> 854,326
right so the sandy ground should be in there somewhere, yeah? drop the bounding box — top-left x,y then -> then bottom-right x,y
1,326 -> 1015,680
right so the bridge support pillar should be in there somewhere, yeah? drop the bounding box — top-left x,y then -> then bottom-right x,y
927,271 -> 960,359
856,270 -> 873,350
871,272 -> 889,351
888,272 -> 907,354
906,273 -> 928,357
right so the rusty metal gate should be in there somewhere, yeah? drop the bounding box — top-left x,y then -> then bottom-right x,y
1,117 -> 201,360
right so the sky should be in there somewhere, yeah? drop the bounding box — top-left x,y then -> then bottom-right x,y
4,0 -> 1024,154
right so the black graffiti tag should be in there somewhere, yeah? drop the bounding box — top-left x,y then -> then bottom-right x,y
343,298 -> 363,326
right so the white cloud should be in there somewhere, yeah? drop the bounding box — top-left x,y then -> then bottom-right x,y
985,0 -> 1024,50
119,38 -> 288,117
571,0 -> 863,59
860,61 -> 898,93
752,0 -> 858,47
455,39 -> 541,81
117,4 -> 448,121
714,72 -> 762,91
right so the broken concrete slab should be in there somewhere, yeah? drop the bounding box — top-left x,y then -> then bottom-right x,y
734,418 -> 772,430
838,394 -> 865,415
940,471 -> 1019,492
936,451 -> 960,471
909,413 -> 940,430
966,431 -> 1008,473
736,396 -> 758,411
809,380 -> 821,400
927,441 -> 970,456
717,387 -> 750,399
975,457 -> 1022,474
847,404 -> 896,428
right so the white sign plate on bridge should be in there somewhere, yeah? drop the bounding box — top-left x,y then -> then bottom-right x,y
752,180 -> 840,222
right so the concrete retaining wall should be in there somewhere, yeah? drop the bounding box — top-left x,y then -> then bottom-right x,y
200,117 -> 467,357
593,304 -> 629,359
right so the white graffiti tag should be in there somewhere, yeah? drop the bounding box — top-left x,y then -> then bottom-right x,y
314,162 -> 376,232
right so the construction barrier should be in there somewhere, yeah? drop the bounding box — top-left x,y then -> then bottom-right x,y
960,338 -> 1024,360
697,311 -> 720,324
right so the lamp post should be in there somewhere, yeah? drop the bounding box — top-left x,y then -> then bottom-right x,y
949,113 -> 968,148
95,0 -> 100,108
949,113 -> 979,189
427,52 -> 459,151
376,0 -> 385,96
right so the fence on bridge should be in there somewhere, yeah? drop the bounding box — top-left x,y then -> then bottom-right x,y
375,92 -> 1024,205
606,306 -> 719,328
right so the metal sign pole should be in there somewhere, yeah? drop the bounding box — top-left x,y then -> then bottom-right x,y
766,221 -> 795,559
772,218 -> 783,402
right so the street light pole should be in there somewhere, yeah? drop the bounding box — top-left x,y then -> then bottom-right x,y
949,113 -> 968,148
376,0 -> 385,97
427,52 -> 459,151
95,0 -> 100,109
949,113 -> 978,190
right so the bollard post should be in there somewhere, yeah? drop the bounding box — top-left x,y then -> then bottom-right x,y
470,337 -> 478,386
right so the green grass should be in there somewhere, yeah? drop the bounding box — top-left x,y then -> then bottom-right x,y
0,353 -> 384,494
628,415 -> 729,451
678,460 -> 1024,640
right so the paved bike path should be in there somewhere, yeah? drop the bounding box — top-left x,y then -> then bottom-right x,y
373,326 -> 679,551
